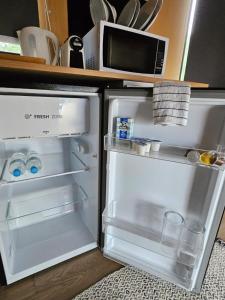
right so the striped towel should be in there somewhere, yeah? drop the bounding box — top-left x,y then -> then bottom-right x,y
153,81 -> 191,126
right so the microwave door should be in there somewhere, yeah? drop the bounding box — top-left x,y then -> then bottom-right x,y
102,26 -> 161,75
102,89 -> 225,292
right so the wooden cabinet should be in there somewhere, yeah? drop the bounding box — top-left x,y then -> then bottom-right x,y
149,0 -> 192,80
37,0 -> 68,45
0,59 -> 208,88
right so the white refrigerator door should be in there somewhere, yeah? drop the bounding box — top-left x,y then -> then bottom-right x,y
102,89 -> 225,292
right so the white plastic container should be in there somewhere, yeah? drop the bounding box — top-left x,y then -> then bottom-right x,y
187,150 -> 200,163
151,140 -> 162,152
9,153 -> 26,177
136,142 -> 147,156
145,141 -> 152,152
26,152 -> 42,174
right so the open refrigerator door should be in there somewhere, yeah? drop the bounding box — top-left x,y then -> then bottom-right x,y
102,89 -> 225,292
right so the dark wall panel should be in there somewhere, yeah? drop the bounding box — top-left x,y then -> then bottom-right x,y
185,0 -> 225,88
68,0 -> 145,38
0,0 -> 39,37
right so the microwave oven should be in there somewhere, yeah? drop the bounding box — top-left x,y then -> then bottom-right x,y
83,21 -> 169,77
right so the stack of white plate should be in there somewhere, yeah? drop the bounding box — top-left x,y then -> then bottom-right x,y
90,0 -> 163,31
117,0 -> 140,27
90,0 -> 117,25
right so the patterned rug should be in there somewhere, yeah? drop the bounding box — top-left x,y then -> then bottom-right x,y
74,241 -> 225,300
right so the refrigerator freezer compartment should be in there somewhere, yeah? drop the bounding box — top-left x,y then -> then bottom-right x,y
1,151 -> 88,184
103,201 -> 204,267
104,134 -> 224,171
0,95 -> 89,139
5,212 -> 96,277
103,232 -> 192,290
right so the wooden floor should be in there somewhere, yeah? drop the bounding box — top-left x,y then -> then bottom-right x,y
0,249 -> 122,300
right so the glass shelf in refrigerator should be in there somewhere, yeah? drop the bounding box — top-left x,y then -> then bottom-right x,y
6,186 -> 81,229
7,200 -> 81,230
0,151 -> 88,185
103,201 -> 204,268
0,176 -> 88,230
104,134 -> 224,171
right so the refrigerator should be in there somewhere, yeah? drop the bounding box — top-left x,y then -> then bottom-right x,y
0,86 -> 224,293
0,87 -> 101,284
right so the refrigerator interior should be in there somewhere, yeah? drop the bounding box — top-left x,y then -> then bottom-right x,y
103,90 -> 225,291
0,91 -> 100,284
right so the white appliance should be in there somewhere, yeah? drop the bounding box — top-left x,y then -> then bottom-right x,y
61,36 -> 85,68
0,87 -> 225,294
83,21 -> 168,77
17,27 -> 60,65
0,88 -> 100,284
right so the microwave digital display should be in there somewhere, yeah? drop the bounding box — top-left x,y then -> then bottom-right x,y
103,26 -> 166,74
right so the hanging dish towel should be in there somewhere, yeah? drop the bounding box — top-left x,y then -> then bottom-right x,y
153,81 -> 191,126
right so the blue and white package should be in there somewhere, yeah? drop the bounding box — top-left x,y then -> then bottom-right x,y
116,117 -> 134,140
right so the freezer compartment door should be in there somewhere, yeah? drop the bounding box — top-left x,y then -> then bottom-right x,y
0,94 -> 89,139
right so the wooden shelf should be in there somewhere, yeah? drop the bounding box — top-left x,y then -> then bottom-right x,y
0,59 -> 208,88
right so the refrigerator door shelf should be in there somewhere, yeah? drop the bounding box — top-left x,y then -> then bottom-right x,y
103,201 -> 204,268
1,151 -> 88,185
104,134 -> 224,171
104,232 -> 192,290
103,200 -> 164,244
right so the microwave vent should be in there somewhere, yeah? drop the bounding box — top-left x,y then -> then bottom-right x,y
86,56 -> 96,70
